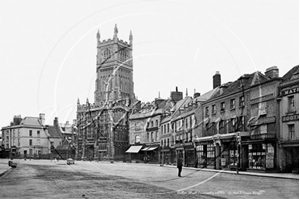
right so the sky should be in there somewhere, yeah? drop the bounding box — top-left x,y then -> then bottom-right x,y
0,0 -> 298,128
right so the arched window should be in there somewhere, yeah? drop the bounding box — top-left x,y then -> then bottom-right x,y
104,49 -> 111,60
135,135 -> 140,143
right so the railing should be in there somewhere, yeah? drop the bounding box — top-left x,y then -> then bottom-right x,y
250,133 -> 276,140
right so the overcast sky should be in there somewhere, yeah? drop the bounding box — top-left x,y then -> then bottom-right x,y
0,0 -> 298,128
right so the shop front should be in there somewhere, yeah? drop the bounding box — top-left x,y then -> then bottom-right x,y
242,141 -> 277,171
141,145 -> 159,163
195,132 -> 250,170
125,145 -> 143,162
175,142 -> 196,167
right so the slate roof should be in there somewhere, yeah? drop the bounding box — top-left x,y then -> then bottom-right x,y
282,65 -> 299,82
193,87 -> 220,102
47,126 -> 62,138
210,71 -> 270,100
20,117 -> 42,127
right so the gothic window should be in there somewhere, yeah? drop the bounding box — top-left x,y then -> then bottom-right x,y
103,49 -> 111,60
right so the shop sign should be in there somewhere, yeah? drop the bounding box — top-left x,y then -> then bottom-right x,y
281,87 -> 299,96
250,93 -> 274,105
256,116 -> 276,125
175,143 -> 183,148
282,114 -> 299,122
184,142 -> 194,147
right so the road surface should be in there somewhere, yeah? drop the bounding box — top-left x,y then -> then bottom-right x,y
0,159 -> 298,199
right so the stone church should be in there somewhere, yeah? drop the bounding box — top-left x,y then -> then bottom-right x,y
76,25 -> 136,161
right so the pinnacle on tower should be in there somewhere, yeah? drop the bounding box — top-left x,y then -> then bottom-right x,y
129,30 -> 133,46
186,88 -> 188,97
114,24 -> 118,39
77,98 -> 80,105
86,98 -> 89,104
96,30 -> 100,40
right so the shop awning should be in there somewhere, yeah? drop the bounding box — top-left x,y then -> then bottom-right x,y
147,147 -> 158,151
125,145 -> 143,153
141,147 -> 150,151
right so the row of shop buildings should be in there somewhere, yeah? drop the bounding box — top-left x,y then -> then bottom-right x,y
127,65 -> 299,173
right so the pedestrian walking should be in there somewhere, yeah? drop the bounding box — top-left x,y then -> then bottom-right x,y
177,157 -> 183,177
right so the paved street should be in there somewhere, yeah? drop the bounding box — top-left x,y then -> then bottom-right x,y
0,159 -> 298,199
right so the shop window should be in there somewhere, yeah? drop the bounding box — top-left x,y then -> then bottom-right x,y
248,144 -> 267,170
207,144 -> 215,167
288,96 -> 295,112
288,124 -> 295,140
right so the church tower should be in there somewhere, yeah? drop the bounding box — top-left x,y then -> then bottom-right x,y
95,24 -> 134,103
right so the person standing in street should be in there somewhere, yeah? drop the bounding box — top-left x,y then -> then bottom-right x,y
177,157 -> 183,177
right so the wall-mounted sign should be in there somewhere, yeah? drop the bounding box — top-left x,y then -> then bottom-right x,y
281,87 -> 299,96
250,116 -> 276,126
282,114 -> 299,122
250,93 -> 274,105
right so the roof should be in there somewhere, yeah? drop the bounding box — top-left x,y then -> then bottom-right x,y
282,65 -> 299,82
20,117 -> 42,126
193,87 -> 219,102
210,71 -> 270,100
47,126 -> 61,138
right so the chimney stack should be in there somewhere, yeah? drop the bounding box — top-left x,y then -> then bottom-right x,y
265,66 -> 279,79
39,113 -> 45,125
213,71 -> 221,89
170,86 -> 183,102
194,92 -> 201,98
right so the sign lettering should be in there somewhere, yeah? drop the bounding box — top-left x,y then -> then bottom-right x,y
282,114 -> 299,122
281,87 -> 299,96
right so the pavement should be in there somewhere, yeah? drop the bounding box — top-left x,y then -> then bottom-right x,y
0,159 -> 298,180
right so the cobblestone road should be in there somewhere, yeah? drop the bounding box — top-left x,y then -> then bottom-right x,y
0,159 -> 298,199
